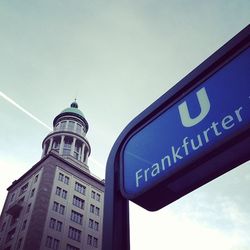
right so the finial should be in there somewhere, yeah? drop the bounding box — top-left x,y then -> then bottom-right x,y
71,99 -> 78,109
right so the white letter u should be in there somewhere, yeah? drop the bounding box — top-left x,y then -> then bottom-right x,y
178,87 -> 210,127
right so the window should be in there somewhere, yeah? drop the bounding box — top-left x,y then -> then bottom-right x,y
26,203 -> 31,213
17,238 -> 22,249
22,220 -> 27,230
62,190 -> 67,199
91,192 -> 101,201
10,193 -> 15,202
73,196 -> 85,209
90,205 -> 100,216
30,188 -> 35,197
60,121 -> 66,130
64,176 -> 69,185
74,182 -> 86,195
63,137 -> 71,155
49,218 -> 56,229
68,121 -> 75,131
94,222 -> 99,231
53,239 -> 59,250
90,204 -> 94,213
52,202 -> 64,214
10,216 -> 18,226
71,210 -> 83,225
66,244 -> 80,250
52,202 -> 59,212
55,187 -> 67,199
58,173 -> 70,184
74,142 -> 81,160
87,235 -> 92,245
34,174 -> 39,183
58,173 -> 64,181
6,228 -> 16,242
87,235 -> 98,248
46,236 -> 59,250
53,140 -> 60,152
96,193 -> 101,202
93,237 -> 98,248
88,219 -> 93,229
95,207 -> 100,216
89,220 -> 99,231
84,149 -> 88,162
76,123 -> 81,134
82,125 -> 87,133
46,236 -> 52,248
68,227 -> 81,242
59,205 -> 65,215
56,221 -> 62,232
49,218 -> 62,232
19,183 -> 28,196
56,187 -> 61,196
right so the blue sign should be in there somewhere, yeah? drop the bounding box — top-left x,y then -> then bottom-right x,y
122,47 -> 250,199
102,27 -> 249,250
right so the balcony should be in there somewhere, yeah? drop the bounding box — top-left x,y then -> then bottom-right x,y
6,199 -> 24,216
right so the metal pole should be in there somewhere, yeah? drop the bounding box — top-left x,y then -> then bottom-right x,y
102,146 -> 130,250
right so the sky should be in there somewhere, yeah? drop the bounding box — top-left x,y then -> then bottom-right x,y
0,1 -> 249,249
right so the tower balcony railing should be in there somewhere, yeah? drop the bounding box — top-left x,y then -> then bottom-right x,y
52,127 -> 86,137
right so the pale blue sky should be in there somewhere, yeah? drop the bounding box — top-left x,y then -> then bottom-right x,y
0,1 -> 249,249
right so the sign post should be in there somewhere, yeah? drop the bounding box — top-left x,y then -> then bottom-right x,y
102,140 -> 130,250
102,25 -> 250,249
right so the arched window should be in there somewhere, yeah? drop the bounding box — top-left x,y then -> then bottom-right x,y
84,147 -> 88,162
74,141 -> 81,160
60,121 -> 67,130
63,137 -> 72,155
68,121 -> 75,132
82,125 -> 87,134
76,123 -> 82,134
53,137 -> 60,152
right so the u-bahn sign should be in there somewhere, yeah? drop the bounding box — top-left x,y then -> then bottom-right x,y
102,26 -> 250,250
118,26 -> 250,211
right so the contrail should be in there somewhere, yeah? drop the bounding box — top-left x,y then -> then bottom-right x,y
0,91 -> 53,131
0,90 -> 105,169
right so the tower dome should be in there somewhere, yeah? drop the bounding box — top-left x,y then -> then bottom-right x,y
42,101 -> 91,172
53,101 -> 89,132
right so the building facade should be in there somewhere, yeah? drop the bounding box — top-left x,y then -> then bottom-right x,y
0,102 -> 105,250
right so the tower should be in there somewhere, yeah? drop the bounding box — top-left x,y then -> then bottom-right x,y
0,102 -> 104,250
42,101 -> 91,172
